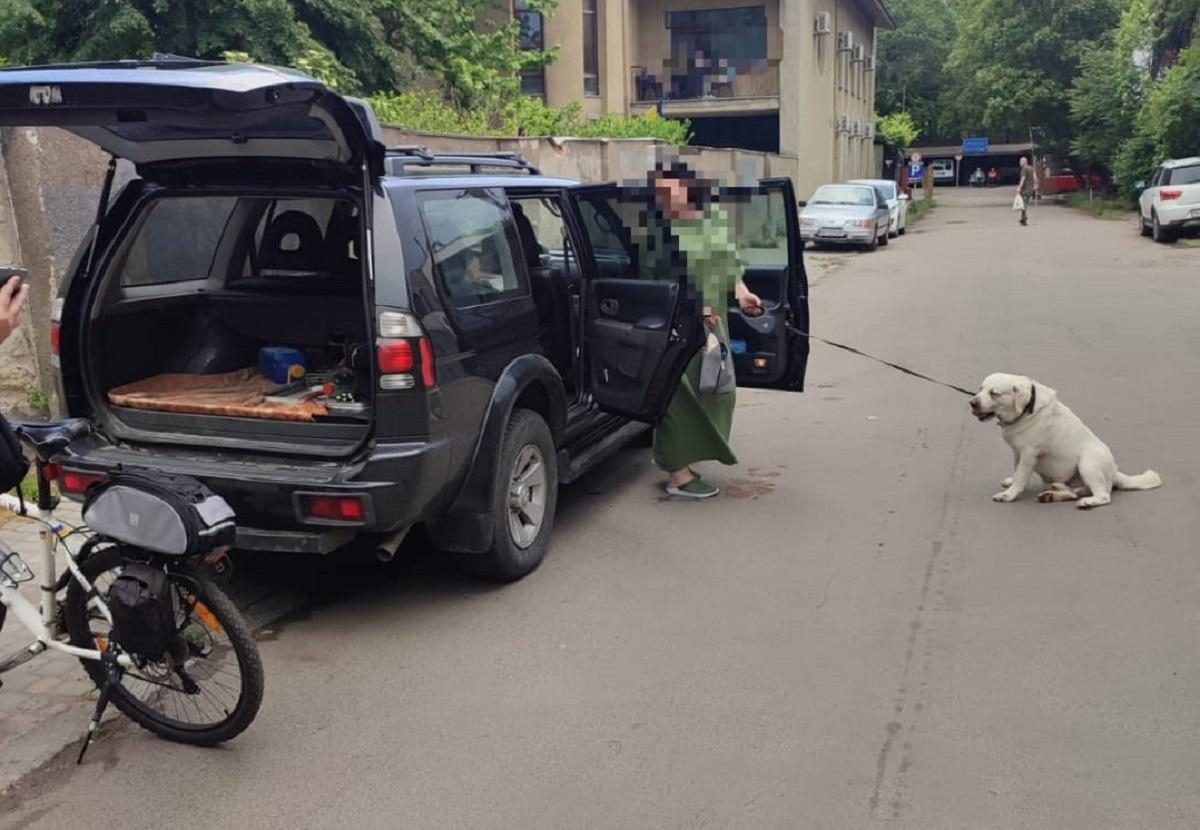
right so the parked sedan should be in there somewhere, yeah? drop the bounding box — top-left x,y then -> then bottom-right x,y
799,184 -> 891,251
1137,156 -> 1200,243
848,178 -> 909,237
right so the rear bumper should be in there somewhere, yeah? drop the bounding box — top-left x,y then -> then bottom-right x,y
57,435 -> 453,552
1157,203 -> 1200,227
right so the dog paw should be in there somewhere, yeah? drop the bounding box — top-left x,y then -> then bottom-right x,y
1037,490 -> 1056,503
993,490 -> 1018,503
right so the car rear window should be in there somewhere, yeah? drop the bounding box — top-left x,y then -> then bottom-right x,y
118,197 -> 236,287
1167,165 -> 1200,186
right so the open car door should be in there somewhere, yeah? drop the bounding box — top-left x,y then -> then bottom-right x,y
722,179 -> 810,391
567,184 -> 704,422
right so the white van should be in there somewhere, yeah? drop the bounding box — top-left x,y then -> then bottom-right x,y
932,158 -> 956,182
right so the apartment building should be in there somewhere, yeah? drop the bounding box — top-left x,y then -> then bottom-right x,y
514,0 -> 895,194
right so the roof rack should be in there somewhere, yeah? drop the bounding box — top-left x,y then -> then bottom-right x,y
384,147 -> 541,176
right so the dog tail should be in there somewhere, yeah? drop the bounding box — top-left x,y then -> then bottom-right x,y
1114,469 -> 1163,491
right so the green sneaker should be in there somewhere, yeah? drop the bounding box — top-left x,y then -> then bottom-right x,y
665,478 -> 720,499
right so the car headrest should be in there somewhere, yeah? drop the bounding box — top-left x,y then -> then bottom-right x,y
260,211 -> 325,272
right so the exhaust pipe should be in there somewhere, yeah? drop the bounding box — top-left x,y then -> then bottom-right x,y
374,527 -> 411,563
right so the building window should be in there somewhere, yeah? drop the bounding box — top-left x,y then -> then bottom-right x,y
583,0 -> 600,96
665,6 -> 767,100
515,0 -> 546,98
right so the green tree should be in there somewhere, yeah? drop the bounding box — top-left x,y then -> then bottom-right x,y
876,111 -> 921,152
938,0 -> 1122,149
1113,37 -> 1200,196
874,0 -> 957,142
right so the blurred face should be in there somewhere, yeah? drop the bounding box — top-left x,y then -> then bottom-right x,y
655,176 -> 691,218
1019,157 -> 1028,168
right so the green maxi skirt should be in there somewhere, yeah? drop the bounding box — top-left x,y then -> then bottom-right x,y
652,344 -> 738,472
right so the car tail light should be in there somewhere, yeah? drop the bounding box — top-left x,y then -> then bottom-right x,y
377,340 -> 414,374
376,311 -> 435,391
41,462 -> 61,482
300,494 -> 366,523
50,298 -> 64,360
419,337 -> 436,387
60,470 -> 104,496
1161,189 -> 1183,201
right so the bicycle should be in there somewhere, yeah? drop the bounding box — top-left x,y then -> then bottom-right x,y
0,419 -> 263,761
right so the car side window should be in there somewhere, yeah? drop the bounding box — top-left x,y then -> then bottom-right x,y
1150,167 -> 1164,188
119,196 -> 238,287
418,189 -> 527,309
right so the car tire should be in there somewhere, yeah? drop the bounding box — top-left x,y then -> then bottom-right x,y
1152,211 -> 1175,244
879,232 -> 890,247
1139,211 -> 1151,237
453,408 -> 558,583
898,224 -> 907,236
864,234 -> 878,252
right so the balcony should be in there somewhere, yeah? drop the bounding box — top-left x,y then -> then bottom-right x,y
630,60 -> 781,117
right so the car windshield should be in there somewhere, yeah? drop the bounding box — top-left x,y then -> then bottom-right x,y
811,186 -> 875,207
1168,165 -> 1200,186
851,181 -> 896,200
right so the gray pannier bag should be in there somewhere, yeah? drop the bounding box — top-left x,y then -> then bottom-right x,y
83,470 -> 236,556
698,321 -> 736,395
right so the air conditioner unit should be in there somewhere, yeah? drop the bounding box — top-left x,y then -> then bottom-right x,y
851,121 -> 860,137
865,123 -> 874,139
852,44 -> 865,63
836,31 -> 854,52
837,113 -> 850,132
814,11 -> 833,34
864,56 -> 876,72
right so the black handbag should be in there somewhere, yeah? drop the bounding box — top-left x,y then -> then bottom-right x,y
0,416 -> 29,493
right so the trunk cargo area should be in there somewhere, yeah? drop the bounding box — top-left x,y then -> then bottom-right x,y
85,192 -> 373,455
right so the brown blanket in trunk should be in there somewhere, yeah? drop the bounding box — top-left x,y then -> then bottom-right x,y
108,368 -> 328,422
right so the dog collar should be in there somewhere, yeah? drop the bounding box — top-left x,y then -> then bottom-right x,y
998,384 -> 1037,427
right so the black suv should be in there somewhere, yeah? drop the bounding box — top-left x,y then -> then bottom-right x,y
0,60 -> 809,580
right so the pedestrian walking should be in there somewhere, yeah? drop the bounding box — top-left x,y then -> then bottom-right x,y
1015,156 -> 1039,226
637,161 -> 762,499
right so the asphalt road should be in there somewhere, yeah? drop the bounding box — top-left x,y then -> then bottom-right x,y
3,189 -> 1199,829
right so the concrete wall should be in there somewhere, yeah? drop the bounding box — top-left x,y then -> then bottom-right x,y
0,128 -> 127,415
0,125 -> 800,414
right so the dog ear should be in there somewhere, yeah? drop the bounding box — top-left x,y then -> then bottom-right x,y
1011,377 -> 1032,416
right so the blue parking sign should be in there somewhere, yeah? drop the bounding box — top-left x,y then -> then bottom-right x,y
908,161 -> 925,180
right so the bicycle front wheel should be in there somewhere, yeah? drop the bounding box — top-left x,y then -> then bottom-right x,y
64,544 -> 264,746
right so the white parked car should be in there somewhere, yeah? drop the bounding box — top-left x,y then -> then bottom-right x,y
798,184 -> 891,251
1138,156 -> 1200,242
848,178 -> 909,238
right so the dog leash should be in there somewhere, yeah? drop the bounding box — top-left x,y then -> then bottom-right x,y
787,325 -> 976,397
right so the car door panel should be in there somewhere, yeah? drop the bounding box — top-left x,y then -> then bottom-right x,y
722,179 -> 809,391
567,185 -> 703,422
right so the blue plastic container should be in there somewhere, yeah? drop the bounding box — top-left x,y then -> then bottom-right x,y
258,347 -> 308,384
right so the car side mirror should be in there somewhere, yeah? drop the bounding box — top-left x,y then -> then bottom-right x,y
900,193 -> 910,201
797,200 -> 807,208
1134,180 -> 1146,191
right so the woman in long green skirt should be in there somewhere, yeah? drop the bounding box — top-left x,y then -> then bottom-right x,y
643,163 -> 762,499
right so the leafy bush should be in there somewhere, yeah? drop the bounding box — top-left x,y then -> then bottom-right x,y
369,91 -> 691,143
876,111 -> 920,152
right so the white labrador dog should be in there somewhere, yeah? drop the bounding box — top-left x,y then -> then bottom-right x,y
969,373 -> 1162,508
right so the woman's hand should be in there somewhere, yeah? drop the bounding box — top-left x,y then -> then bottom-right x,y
735,282 -> 762,315
0,275 -> 29,346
